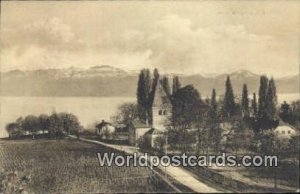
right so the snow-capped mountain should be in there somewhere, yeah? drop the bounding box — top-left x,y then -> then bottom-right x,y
0,67 -> 298,97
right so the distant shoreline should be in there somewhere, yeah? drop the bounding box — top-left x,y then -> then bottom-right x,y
1,92 -> 299,96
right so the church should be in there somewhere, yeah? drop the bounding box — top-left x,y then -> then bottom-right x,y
127,81 -> 172,148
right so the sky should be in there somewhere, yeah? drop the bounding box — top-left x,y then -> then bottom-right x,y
0,0 -> 299,77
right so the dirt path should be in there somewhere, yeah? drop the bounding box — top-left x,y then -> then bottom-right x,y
71,136 -> 220,193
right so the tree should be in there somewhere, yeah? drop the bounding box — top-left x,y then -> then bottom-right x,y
5,122 -> 19,138
22,115 -> 39,139
250,92 -> 260,133
259,130 -> 279,155
223,76 -> 236,118
137,69 -> 152,122
251,93 -> 258,118
258,76 -> 269,129
38,114 -> 50,133
148,68 -> 160,124
111,103 -> 139,125
290,100 -> 300,128
48,113 -> 64,138
209,89 -> 218,120
289,134 -> 300,155
58,113 -> 81,135
266,78 -> 277,121
170,85 -> 205,153
230,118 -> 254,154
206,89 -> 222,153
241,84 -> 250,117
172,76 -> 181,94
172,85 -> 202,128
259,130 -> 287,157
257,77 -> 278,130
279,100 -> 300,127
266,78 -> 277,120
279,101 -> 291,123
167,128 -> 197,153
209,124 -> 222,153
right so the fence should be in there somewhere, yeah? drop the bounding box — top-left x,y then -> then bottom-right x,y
188,166 -> 294,193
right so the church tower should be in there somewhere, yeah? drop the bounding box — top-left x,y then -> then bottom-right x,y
151,82 -> 172,131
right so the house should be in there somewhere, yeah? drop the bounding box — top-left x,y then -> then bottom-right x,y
95,120 -> 115,139
274,122 -> 298,139
144,128 -> 165,149
127,120 -> 152,146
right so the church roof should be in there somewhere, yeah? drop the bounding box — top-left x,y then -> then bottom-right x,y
152,82 -> 172,108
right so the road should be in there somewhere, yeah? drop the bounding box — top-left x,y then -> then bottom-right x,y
70,136 -> 220,193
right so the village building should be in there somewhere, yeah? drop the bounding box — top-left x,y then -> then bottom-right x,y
274,121 -> 298,139
144,128 -> 164,149
95,120 -> 115,139
127,120 -> 152,145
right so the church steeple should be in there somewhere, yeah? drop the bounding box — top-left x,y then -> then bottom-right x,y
151,82 -> 172,131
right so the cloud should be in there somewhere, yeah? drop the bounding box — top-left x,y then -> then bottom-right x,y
1,17 -> 82,52
1,13 -> 298,77
30,17 -> 75,43
138,14 -> 275,74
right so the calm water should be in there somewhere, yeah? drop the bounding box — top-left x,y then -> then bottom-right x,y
0,93 -> 298,138
0,96 -> 135,138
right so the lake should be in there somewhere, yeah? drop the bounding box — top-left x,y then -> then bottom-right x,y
0,93 -> 299,138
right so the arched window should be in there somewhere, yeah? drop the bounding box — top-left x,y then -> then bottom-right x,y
159,110 -> 162,115
163,110 -> 167,115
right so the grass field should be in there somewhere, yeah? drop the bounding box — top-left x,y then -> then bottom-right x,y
0,139 -> 172,193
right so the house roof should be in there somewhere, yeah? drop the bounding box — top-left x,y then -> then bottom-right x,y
145,128 -> 164,135
130,120 -> 150,128
96,120 -> 112,129
277,120 -> 299,131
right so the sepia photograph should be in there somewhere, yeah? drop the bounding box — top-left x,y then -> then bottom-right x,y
0,0 -> 299,193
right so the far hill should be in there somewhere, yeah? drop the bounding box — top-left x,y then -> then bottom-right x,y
0,67 -> 298,97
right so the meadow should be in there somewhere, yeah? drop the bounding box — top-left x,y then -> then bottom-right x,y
0,139 -> 172,193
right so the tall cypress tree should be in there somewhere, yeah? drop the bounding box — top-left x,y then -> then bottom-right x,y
148,68 -> 159,124
172,76 -> 181,94
136,69 -> 152,122
137,71 -> 144,120
241,84 -> 249,117
251,93 -> 258,118
223,76 -> 235,118
266,78 -> 277,121
258,76 -> 269,121
210,88 -> 218,120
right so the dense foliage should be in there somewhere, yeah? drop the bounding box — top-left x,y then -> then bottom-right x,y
6,112 -> 82,139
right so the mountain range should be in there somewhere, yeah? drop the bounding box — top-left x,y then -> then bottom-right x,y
0,66 -> 298,97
